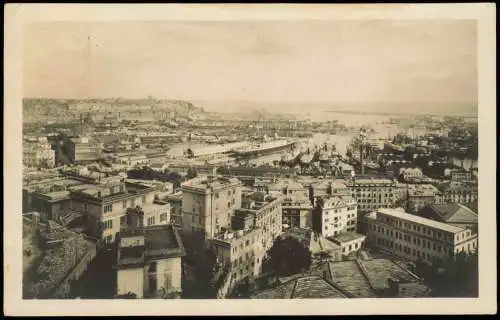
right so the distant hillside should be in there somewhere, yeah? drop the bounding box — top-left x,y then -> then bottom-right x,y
22,98 -> 207,124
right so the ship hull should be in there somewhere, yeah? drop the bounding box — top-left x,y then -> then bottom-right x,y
231,141 -> 296,158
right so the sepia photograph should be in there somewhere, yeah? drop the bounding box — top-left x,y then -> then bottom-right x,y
4,3 -> 496,316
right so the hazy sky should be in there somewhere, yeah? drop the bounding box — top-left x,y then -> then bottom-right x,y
23,20 -> 477,105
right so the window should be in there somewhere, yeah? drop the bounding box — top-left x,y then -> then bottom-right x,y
104,204 -> 113,213
160,213 -> 167,222
120,216 -> 127,226
122,200 -> 127,209
148,216 -> 156,226
83,203 -> 88,212
228,202 -> 231,208
103,219 -> 113,230
215,192 -> 219,198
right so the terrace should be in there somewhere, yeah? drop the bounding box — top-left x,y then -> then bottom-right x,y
357,258 -> 419,291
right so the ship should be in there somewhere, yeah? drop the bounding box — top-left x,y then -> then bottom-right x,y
230,139 -> 296,158
318,150 -> 330,163
280,149 -> 302,165
299,153 -> 314,165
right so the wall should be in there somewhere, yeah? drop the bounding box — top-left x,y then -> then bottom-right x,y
117,268 -> 144,298
339,237 -> 365,255
155,258 -> 182,293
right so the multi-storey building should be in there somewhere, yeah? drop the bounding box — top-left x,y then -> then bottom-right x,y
406,184 -> 441,213
165,191 -> 183,229
363,208 -> 478,265
347,177 -> 403,213
437,182 -> 478,204
61,134 -> 101,163
313,195 -> 358,238
210,192 -> 283,286
115,224 -> 186,298
69,180 -> 165,243
419,203 -> 478,235
181,176 -> 242,239
23,138 -> 56,168
265,179 -> 312,230
280,193 -> 313,230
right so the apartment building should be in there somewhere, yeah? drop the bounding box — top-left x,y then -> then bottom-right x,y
313,195 -> 358,238
61,134 -> 101,163
347,177 -> 403,212
210,192 -> 283,286
265,179 -> 312,230
406,184 -> 441,213
281,193 -> 313,230
165,191 -> 183,229
23,138 -> 56,168
115,225 -> 186,298
437,182 -> 478,204
363,208 -> 478,265
181,176 -> 242,239
69,181 -> 161,243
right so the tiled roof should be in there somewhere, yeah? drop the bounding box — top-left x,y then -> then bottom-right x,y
425,203 -> 478,223
251,276 -> 346,299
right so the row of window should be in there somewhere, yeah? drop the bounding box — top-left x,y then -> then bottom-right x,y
103,196 -> 148,214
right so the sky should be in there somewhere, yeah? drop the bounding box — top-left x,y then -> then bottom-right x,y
23,20 -> 477,109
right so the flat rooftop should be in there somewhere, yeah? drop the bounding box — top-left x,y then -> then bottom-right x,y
377,208 -> 465,233
330,232 -> 366,244
358,258 -> 419,291
118,225 -> 186,268
182,176 -> 241,190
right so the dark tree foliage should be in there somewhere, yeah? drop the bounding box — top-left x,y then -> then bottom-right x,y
418,250 -> 478,297
186,167 -> 198,180
266,236 -> 312,277
127,166 -> 186,189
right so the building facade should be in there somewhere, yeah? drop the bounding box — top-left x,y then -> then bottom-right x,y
313,195 -> 358,238
61,135 -> 101,163
181,176 -> 242,239
406,184 -> 441,214
363,208 -> 478,265
211,192 -> 283,286
347,177 -> 403,212
115,225 -> 186,298
69,181 -> 159,243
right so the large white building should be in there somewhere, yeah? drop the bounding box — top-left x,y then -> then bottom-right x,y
210,192 -> 283,285
363,208 -> 477,265
181,176 -> 242,239
347,177 -> 403,212
314,195 -> 358,238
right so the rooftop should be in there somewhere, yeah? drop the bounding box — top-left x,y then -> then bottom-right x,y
251,276 -> 347,299
23,221 -> 96,299
358,258 -> 420,291
319,195 -> 356,209
424,203 -> 478,223
117,224 -> 186,268
181,176 -> 241,191
330,232 -> 366,244
376,208 -> 465,234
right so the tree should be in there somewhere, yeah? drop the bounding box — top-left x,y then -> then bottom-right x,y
266,236 -> 312,277
186,167 -> 198,180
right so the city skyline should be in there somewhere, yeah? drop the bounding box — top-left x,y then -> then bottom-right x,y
24,20 -> 477,110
